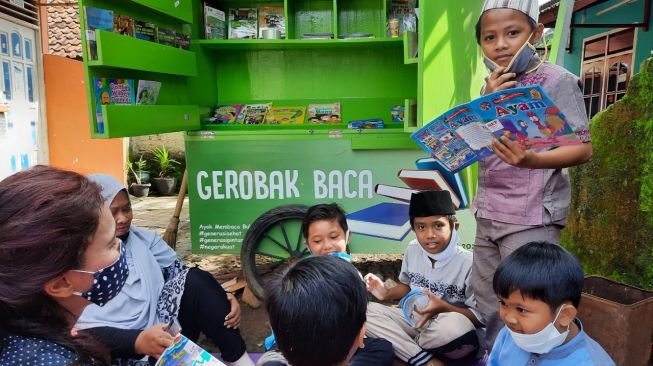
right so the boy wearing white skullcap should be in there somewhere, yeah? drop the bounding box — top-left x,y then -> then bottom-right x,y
471,0 -> 594,349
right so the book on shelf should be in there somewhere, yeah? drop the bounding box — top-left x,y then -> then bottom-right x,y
229,8 -> 257,39
84,6 -> 113,61
155,333 -> 225,366
236,103 -> 271,124
348,119 -> 384,129
207,104 -> 242,124
338,33 -> 374,39
346,202 -> 411,241
307,103 -> 341,124
375,184 -> 419,203
113,14 -> 134,37
391,105 -> 405,123
176,25 -> 191,50
136,80 -> 161,105
134,20 -> 157,42
92,78 -> 134,133
414,158 -> 470,209
157,28 -> 177,47
265,106 -> 305,124
204,3 -> 226,40
258,6 -> 285,39
411,85 -> 583,173
300,33 -> 334,39
397,169 -> 461,209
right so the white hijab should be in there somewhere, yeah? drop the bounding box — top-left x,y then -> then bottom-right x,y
76,174 -> 177,330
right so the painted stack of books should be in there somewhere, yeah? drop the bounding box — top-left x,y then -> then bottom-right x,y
84,6 -> 190,61
92,78 -> 161,133
346,158 -> 470,242
206,103 -> 341,125
204,3 -> 285,40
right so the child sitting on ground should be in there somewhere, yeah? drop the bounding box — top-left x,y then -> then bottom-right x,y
257,204 -> 394,366
266,255 -> 368,366
365,191 -> 483,366
489,241 -> 615,365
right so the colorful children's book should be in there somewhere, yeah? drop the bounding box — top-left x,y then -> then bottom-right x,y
398,169 -> 461,208
258,6 -> 285,39
236,103 -> 271,124
156,333 -> 225,366
391,105 -> 405,123
375,184 -> 419,203
410,85 -> 582,172
414,157 -> 470,209
265,106 -> 305,124
205,4 -> 226,40
136,80 -> 161,105
113,14 -> 134,36
134,20 -> 157,42
348,119 -> 384,129
92,77 -> 110,133
157,28 -> 177,47
208,104 -> 242,124
229,8 -> 258,39
346,202 -> 411,241
84,6 -> 113,61
307,103 -> 341,124
108,79 -> 135,104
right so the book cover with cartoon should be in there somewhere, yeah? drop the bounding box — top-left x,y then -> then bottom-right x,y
265,106 -> 305,124
113,14 -> 134,37
307,103 -> 341,124
208,104 -> 242,124
236,103 -> 271,124
92,77 -> 110,133
108,79 -> 135,105
136,80 -> 161,105
411,85 -> 581,172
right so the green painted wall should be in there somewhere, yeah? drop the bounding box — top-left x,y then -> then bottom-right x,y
563,0 -> 653,76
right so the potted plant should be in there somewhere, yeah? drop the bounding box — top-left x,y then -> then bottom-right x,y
127,157 -> 151,197
133,155 -> 151,184
150,145 -> 179,196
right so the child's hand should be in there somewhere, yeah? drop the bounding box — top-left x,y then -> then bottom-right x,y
483,67 -> 517,95
224,292 -> 241,329
413,289 -> 449,328
134,323 -> 174,358
492,136 -> 536,168
364,273 -> 389,301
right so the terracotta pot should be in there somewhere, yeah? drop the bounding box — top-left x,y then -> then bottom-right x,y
578,275 -> 653,365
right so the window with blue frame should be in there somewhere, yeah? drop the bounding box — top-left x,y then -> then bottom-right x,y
0,32 -> 8,55
24,39 -> 32,60
2,61 -> 11,101
26,66 -> 33,102
10,32 -> 22,58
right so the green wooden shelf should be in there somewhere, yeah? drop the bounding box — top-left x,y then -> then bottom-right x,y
198,37 -> 403,50
97,105 -> 200,138
129,0 -> 193,23
200,122 -> 405,132
89,30 -> 197,76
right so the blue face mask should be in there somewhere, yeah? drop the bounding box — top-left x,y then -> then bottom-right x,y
72,242 -> 129,307
483,33 -> 545,75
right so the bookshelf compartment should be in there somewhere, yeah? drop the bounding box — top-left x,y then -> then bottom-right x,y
287,0 -> 335,40
129,0 -> 193,24
90,30 -> 197,76
403,31 -> 417,64
198,37 -> 401,50
337,0 -> 385,39
99,105 -> 200,138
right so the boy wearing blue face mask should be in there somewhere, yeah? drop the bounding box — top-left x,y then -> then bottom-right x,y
365,191 -> 483,366
489,242 -> 615,365
472,0 -> 594,348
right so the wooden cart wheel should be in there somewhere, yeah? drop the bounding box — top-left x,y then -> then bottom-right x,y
241,204 -> 310,300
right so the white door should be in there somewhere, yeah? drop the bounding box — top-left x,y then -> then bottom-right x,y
0,17 -> 39,179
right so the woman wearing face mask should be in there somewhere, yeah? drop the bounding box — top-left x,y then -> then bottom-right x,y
76,174 -> 253,366
0,166 -> 127,365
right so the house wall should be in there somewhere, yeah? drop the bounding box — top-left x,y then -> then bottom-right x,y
563,0 -> 653,75
44,54 -> 125,182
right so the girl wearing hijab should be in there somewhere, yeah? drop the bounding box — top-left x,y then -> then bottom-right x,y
0,166 -> 127,365
77,174 -> 253,366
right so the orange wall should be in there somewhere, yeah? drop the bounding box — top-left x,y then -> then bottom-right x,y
44,54 -> 125,183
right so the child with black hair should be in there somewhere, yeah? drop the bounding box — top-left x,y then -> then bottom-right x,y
489,241 -> 615,365
472,0 -> 593,347
365,191 -> 482,366
266,255 -> 368,366
257,204 -> 394,366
